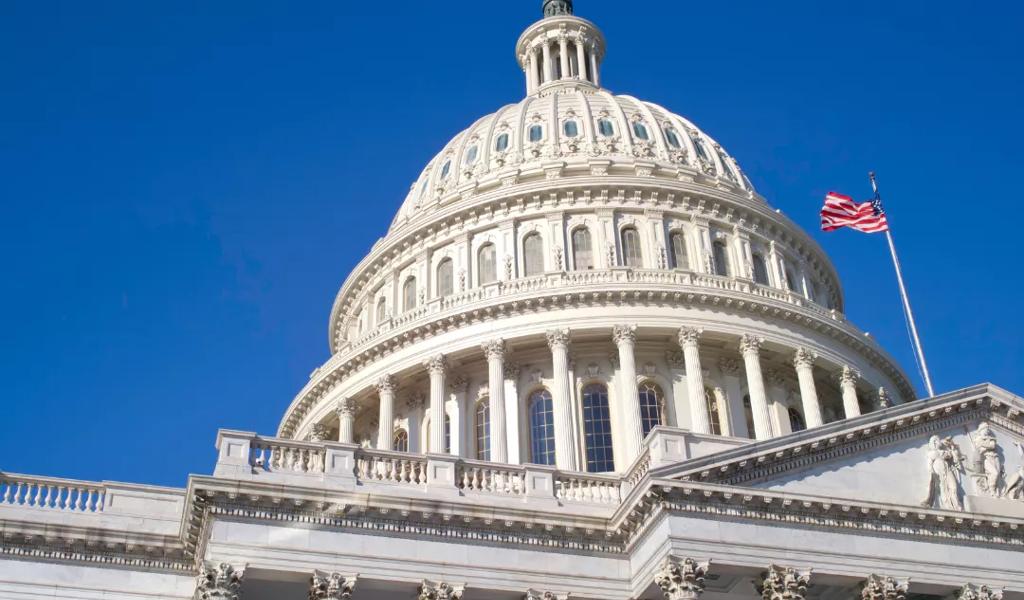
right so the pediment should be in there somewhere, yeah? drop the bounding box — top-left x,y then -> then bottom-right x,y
659,383 -> 1024,519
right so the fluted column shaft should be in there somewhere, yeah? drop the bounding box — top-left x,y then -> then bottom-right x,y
483,339 -> 509,462
614,325 -> 644,460
574,39 -> 587,81
376,375 -> 396,450
589,44 -> 600,86
558,37 -> 570,80
678,327 -> 711,434
740,335 -> 773,440
425,355 -> 447,453
547,329 -> 578,471
526,50 -> 538,93
840,366 -> 861,418
541,41 -> 553,84
335,398 -> 356,444
793,349 -> 823,428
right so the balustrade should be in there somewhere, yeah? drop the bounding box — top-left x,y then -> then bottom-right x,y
250,438 -> 326,475
456,460 -> 525,496
0,474 -> 105,513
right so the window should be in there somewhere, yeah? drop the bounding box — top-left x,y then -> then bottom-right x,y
571,228 -> 593,270
393,429 -> 409,452
403,277 -> 417,312
742,395 -> 756,440
638,382 -> 664,438
477,243 -> 497,285
665,128 -> 682,148
705,387 -> 722,435
523,232 -> 544,276
598,118 -> 615,137
529,389 -> 556,466
419,178 -> 429,198
465,145 -> 479,165
528,124 -> 544,142
621,227 -> 643,267
495,132 -> 509,152
669,231 -> 688,270
582,384 -> 614,472
476,400 -> 490,460
375,297 -> 387,323
437,258 -> 454,297
632,121 -> 650,140
563,120 -> 579,138
788,407 -> 806,433
785,267 -> 799,292
717,152 -> 735,181
440,160 -> 451,179
752,253 -> 770,285
712,240 -> 730,277
692,136 -> 711,162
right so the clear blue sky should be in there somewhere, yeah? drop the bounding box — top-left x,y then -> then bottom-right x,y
1,1 -> 1020,488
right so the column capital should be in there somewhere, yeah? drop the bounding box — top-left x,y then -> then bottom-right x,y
335,397 -> 357,418
665,349 -> 685,371
310,572 -> 357,600
506,362 -> 522,379
655,556 -> 710,600
957,584 -> 1004,600
418,580 -> 465,600
308,423 -> 330,443
482,338 -> 507,361
718,357 -> 740,376
739,334 -> 764,357
760,565 -> 810,600
678,326 -> 702,347
792,347 -> 817,369
449,374 -> 469,393
195,562 -> 244,600
424,354 -> 447,375
525,590 -> 569,600
546,328 -> 571,350
840,365 -> 860,387
860,575 -> 909,600
376,374 -> 397,394
612,324 -> 638,346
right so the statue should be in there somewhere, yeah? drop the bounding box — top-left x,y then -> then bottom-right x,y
967,423 -> 1003,496
920,435 -> 964,511
1003,442 -> 1024,501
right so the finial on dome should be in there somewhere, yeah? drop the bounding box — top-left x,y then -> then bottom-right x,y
542,0 -> 573,17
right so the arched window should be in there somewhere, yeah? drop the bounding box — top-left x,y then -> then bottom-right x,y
705,387 -> 722,435
597,118 -> 615,137
582,384 -> 614,472
436,258 -> 454,297
523,232 -> 544,276
393,429 -> 409,452
712,240 -> 730,277
717,152 -> 736,181
665,128 -> 682,148
440,159 -> 451,179
752,253 -> 770,285
692,136 -> 711,163
742,395 -> 756,440
571,227 -> 593,270
632,121 -> 650,140
785,267 -> 799,292
621,227 -> 643,267
495,132 -> 509,152
476,399 -> 490,460
563,120 -> 579,138
403,277 -> 417,312
376,297 -> 387,323
528,389 -> 556,465
788,407 -> 806,432
465,145 -> 479,165
477,243 -> 497,285
528,124 -> 544,143
638,382 -> 664,438
669,231 -> 688,270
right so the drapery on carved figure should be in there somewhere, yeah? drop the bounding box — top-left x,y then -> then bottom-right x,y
1003,441 -> 1024,500
921,435 -> 964,511
967,422 -> 1003,496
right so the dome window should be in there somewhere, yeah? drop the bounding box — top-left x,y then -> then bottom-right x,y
528,124 -> 544,143
494,132 -> 509,152
563,120 -> 579,138
440,159 -> 451,179
621,227 -> 643,267
597,118 -> 615,137
665,128 -> 682,149
582,384 -> 614,473
465,145 -> 479,165
712,240 -> 730,277
632,121 -> 650,141
752,253 -> 770,285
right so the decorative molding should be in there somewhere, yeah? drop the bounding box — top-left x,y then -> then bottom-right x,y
677,326 -> 701,347
310,572 -> 357,600
546,328 -> 571,350
335,398 -> 357,419
739,334 -> 764,357
612,324 -> 638,346
376,374 -> 397,394
958,584 -> 1004,600
793,347 -> 817,369
424,354 -> 447,375
718,358 -> 740,376
482,338 -> 507,361
418,580 -> 465,600
760,564 -> 810,600
195,562 -> 244,600
654,556 -> 709,600
860,574 -> 909,600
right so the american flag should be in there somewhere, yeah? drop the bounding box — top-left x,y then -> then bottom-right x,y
820,191 -> 889,233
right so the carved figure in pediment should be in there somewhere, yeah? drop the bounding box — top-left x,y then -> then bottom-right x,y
1003,442 -> 1024,500
921,435 -> 964,511
967,423 -> 1003,497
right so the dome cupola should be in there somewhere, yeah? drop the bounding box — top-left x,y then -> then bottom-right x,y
516,1 -> 605,94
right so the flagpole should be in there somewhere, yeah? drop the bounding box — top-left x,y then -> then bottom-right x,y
870,172 -> 935,397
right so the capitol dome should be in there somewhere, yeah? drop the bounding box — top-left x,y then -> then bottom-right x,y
278,0 -> 915,475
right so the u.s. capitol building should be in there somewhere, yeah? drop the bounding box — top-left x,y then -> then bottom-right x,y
2,1 -> 1022,598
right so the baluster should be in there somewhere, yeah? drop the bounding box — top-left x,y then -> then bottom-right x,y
32,484 -> 43,507
14,482 -> 24,506
1,481 -> 10,504
59,486 -> 69,510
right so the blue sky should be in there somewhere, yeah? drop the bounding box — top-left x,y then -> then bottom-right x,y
1,1 -> 1020,487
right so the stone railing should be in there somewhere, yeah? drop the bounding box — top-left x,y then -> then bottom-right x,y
0,473 -> 106,513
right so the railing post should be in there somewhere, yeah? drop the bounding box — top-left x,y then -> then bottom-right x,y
323,442 -> 359,489
214,430 -> 256,478
425,454 -> 461,496
523,464 -> 559,507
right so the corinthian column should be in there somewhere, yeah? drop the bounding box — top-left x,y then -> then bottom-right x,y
335,398 -> 356,444
558,36 -> 570,80
310,572 -> 357,600
957,584 -> 1004,600
654,556 -> 710,600
840,366 -> 862,418
424,354 -> 447,454
546,328 -> 579,471
614,324 -> 644,460
482,339 -> 509,462
860,575 -> 909,600
375,374 -> 396,449
678,327 -> 711,435
574,37 -> 587,80
195,562 -> 243,600
760,565 -> 810,600
541,41 -> 553,83
740,335 -> 773,440
792,348 -> 823,428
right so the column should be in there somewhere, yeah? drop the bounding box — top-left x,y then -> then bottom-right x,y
405,393 -> 425,453
196,562 -> 243,599
654,556 -> 709,600
558,36 -> 570,81
481,339 -> 509,462
861,574 -> 909,600
765,369 -> 792,436
956,584 -> 1003,600
718,357 -> 745,437
505,363 -> 522,464
335,398 -> 356,444
574,38 -> 587,81
541,41 -> 553,84
546,328 -> 579,471
678,327 -> 711,435
310,572 -> 357,600
840,366 -> 862,418
665,350 -> 689,430
792,348 -> 823,428
761,565 -> 810,600
614,325 -> 644,461
740,334 -> 773,440
589,43 -> 600,86
526,50 -> 538,93
376,375 -> 396,449
448,374 -> 468,457
711,387 -> 730,436
424,354 -> 447,454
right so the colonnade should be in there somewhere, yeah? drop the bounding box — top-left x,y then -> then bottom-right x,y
523,31 -> 600,94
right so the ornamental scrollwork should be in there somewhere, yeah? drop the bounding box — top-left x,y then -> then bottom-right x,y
760,564 -> 810,600
958,584 -> 1004,600
195,562 -> 243,600
677,326 -> 702,347
654,556 -> 709,600
860,574 -> 909,600
418,580 -> 464,600
309,572 -> 357,600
